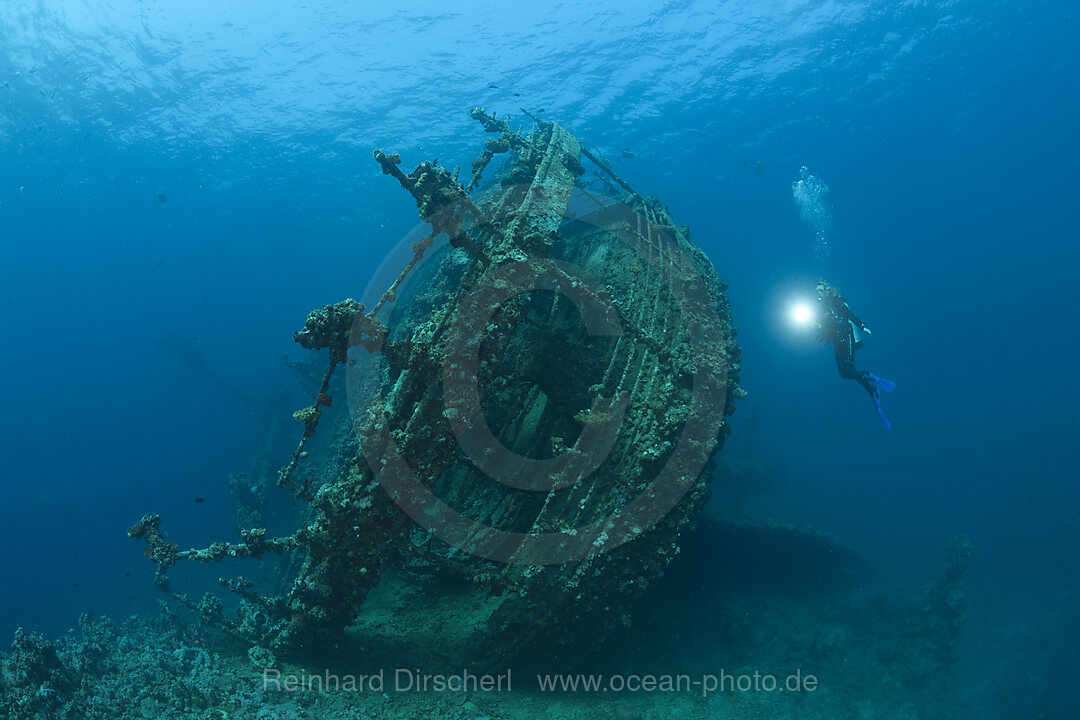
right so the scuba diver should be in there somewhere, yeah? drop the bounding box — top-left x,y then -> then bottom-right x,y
814,281 -> 895,430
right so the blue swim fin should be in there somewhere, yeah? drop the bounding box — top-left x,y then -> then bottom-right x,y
872,390 -> 892,431
867,373 -> 895,393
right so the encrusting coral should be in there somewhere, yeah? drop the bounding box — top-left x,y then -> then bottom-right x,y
129,107 -> 742,667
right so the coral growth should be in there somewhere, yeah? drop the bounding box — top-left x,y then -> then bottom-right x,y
128,108 -> 741,668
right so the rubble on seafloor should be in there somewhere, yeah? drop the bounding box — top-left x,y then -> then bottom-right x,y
0,520 -> 972,719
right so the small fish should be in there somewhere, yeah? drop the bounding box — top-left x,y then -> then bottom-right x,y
157,192 -> 167,203
488,83 -> 498,89
124,571 -> 132,577
194,496 -> 205,503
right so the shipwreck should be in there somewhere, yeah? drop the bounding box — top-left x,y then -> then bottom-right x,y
129,107 -> 743,667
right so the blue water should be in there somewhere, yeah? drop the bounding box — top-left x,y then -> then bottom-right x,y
1,0 -> 1077,715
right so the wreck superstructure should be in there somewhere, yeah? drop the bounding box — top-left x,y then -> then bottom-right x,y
130,108 -> 742,666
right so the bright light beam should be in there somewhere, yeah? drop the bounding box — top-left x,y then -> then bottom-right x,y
789,301 -> 814,327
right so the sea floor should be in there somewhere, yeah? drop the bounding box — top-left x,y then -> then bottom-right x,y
0,520 -> 964,720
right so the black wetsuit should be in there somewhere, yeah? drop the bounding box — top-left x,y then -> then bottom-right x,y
819,293 -> 877,397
